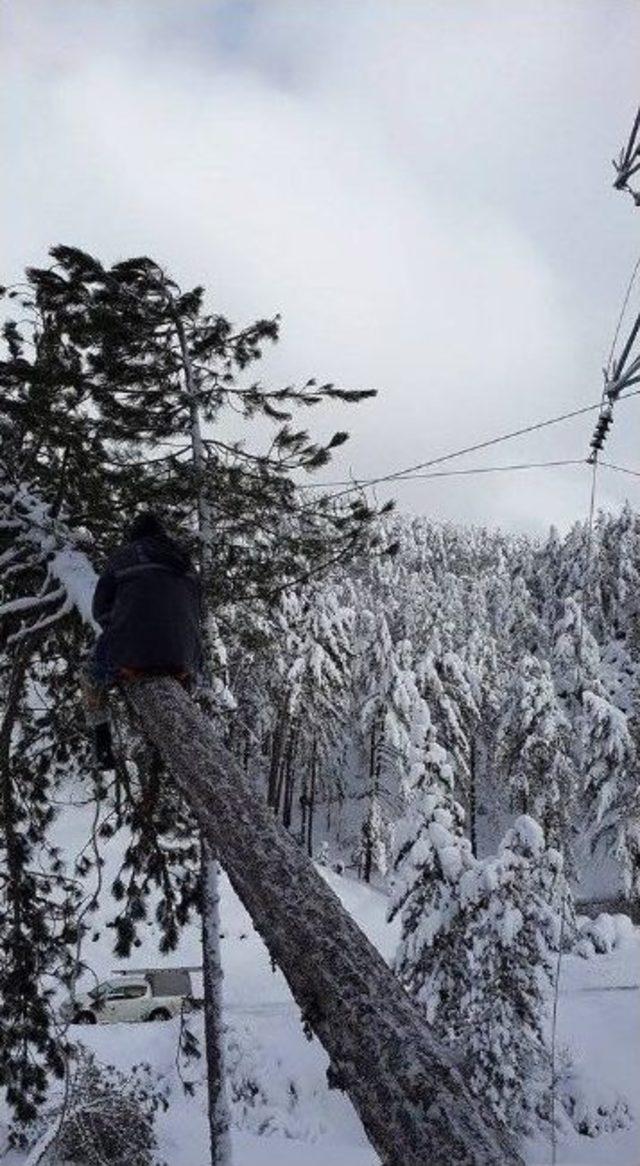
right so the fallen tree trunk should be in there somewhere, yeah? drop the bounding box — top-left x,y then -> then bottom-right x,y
128,678 -> 523,1166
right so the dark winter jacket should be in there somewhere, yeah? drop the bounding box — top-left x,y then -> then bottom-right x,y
92,534 -> 203,677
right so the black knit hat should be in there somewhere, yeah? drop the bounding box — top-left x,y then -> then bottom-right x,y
127,511 -> 166,541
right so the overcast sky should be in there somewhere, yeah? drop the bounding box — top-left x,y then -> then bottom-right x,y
3,0 -> 640,533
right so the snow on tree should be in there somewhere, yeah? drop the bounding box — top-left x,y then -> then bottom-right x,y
582,690 -> 639,899
267,583 -> 354,847
414,636 -> 479,803
596,506 -> 640,712
457,816 -> 571,1135
532,524 -> 565,632
496,654 -> 576,853
392,750 -> 572,1136
358,793 -> 391,880
356,613 -> 426,880
0,479 -> 101,1129
462,623 -> 503,854
504,573 -> 547,660
552,596 -> 601,704
389,698 -> 475,1029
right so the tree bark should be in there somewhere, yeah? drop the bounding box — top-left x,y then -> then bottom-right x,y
128,678 -> 523,1166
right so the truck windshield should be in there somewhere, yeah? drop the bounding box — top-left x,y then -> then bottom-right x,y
89,980 -> 147,1000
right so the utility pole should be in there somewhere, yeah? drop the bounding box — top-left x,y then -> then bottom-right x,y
587,105 -> 640,464
613,105 -> 640,204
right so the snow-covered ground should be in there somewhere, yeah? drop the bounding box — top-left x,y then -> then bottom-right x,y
526,933 -> 640,1166
2,802 -> 639,1165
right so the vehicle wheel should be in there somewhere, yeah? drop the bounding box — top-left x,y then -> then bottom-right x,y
148,1008 -> 171,1022
75,1010 -> 97,1025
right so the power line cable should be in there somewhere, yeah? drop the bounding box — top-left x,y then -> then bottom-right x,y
324,458 -> 586,485
599,459 -> 640,479
605,252 -> 640,376
300,386 -> 640,493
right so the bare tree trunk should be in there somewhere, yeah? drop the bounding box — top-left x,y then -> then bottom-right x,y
174,312 -> 233,1166
469,735 -> 478,857
242,726 -> 251,773
362,717 -> 382,884
299,761 -> 309,849
306,738 -> 317,858
282,726 -> 298,830
201,842 -> 233,1166
268,705 -> 288,811
128,678 -> 523,1166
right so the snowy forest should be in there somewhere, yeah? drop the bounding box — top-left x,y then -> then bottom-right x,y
0,238 -> 639,1166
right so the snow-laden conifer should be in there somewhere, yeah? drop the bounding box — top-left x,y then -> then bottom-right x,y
389,702 -> 475,1029
552,596 -> 601,704
356,614 -> 427,879
457,815 -> 570,1135
582,690 -> 639,899
496,654 -> 576,852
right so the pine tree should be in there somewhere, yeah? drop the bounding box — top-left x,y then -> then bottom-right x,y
463,623 -> 503,855
582,690 -> 639,900
552,595 -> 601,706
458,816 -> 570,1135
0,478 -> 100,1131
0,642 -> 82,1130
389,704 -> 475,1030
356,614 -> 423,880
415,636 -> 479,805
505,573 -> 547,660
0,247 -> 383,1139
496,654 -> 576,853
280,584 -> 354,851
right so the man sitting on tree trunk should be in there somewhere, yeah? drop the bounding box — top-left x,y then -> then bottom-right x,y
82,512 -> 203,769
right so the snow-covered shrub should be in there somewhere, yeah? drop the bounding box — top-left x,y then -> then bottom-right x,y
573,911 -> 636,957
225,1023 -> 325,1143
42,1051 -> 167,1166
558,1070 -> 632,1136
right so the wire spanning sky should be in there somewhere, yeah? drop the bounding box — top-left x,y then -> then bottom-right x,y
2,1 -> 639,532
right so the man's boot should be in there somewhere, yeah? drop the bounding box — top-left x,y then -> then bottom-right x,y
94,720 -> 116,771
81,669 -> 116,770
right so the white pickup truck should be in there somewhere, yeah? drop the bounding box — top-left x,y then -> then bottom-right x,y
62,967 -> 202,1025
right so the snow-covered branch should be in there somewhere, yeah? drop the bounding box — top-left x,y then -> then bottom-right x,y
0,470 -> 99,641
